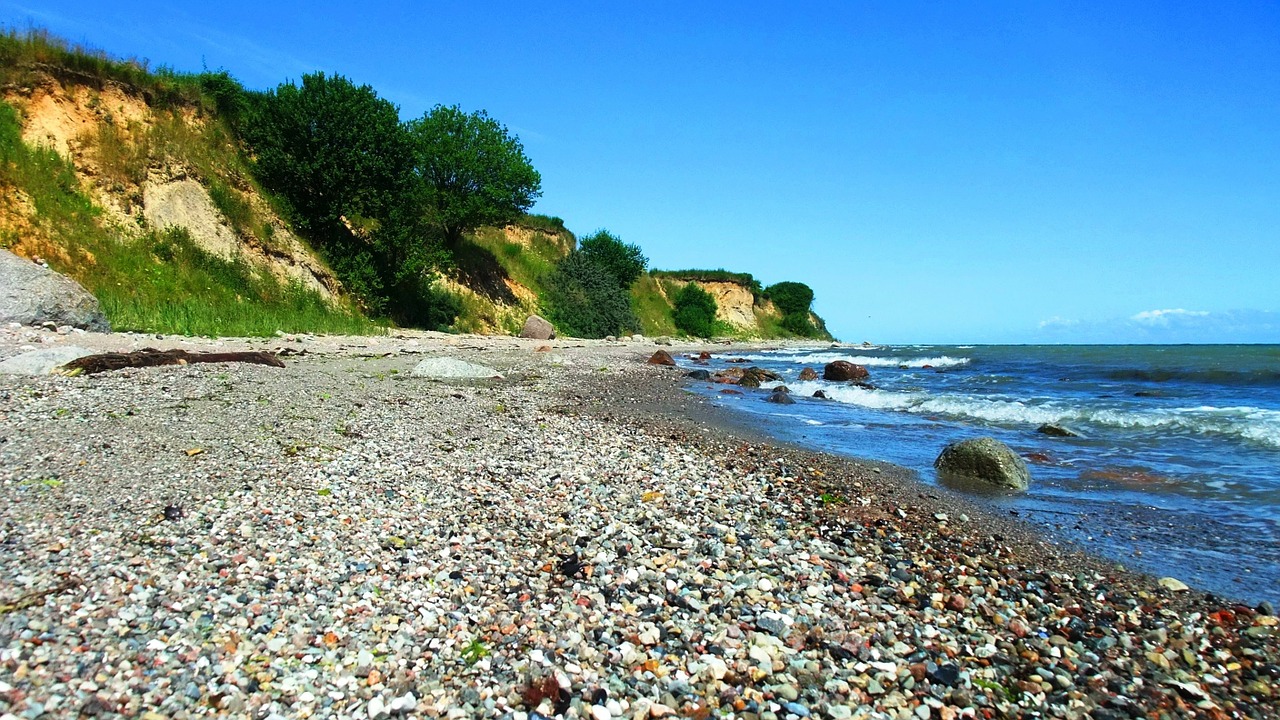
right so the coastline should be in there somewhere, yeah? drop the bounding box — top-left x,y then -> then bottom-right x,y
1,329 -> 1277,718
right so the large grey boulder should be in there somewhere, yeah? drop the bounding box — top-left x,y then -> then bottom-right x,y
411,357 -> 503,380
0,347 -> 95,375
519,315 -> 555,340
0,250 -> 110,331
934,437 -> 1031,490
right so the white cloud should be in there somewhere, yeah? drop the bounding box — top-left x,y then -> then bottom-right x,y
1130,308 -> 1210,324
1036,309 -> 1280,343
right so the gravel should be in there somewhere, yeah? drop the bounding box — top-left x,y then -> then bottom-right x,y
1,327 -> 1277,719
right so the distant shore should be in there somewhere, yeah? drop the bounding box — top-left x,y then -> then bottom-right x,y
1,327 -> 1276,718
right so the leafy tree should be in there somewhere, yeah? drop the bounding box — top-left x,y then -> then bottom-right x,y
672,282 -> 719,338
781,311 -> 816,337
577,229 -> 647,288
244,72 -> 412,238
764,281 -> 815,316
406,104 -> 541,247
544,252 -> 638,338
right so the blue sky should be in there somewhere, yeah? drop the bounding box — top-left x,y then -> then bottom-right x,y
4,2 -> 1278,343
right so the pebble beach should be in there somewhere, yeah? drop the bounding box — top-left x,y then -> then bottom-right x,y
1,329 -> 1278,720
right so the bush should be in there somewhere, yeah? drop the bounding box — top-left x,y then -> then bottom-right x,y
780,311 -> 816,337
672,282 -> 718,338
577,229 -> 647,288
544,252 -> 639,338
764,281 -> 814,316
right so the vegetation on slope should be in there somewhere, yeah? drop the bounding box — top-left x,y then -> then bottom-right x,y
0,100 -> 373,336
1,26 -> 834,340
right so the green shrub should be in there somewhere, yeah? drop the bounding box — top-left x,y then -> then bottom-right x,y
545,252 -> 639,338
672,282 -> 718,338
764,281 -> 814,316
577,229 -> 647,288
780,311 -> 816,337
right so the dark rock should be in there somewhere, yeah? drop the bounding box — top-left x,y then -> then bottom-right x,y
928,663 -> 961,686
647,350 -> 676,366
934,437 -> 1032,490
0,249 -> 110,331
739,374 -> 761,389
719,389 -> 743,395
1037,423 -> 1082,438
773,385 -> 790,394
853,381 -> 878,390
742,367 -> 782,386
519,314 -> 556,340
1258,601 -> 1275,616
813,390 -> 829,399
686,369 -> 712,380
798,367 -> 818,381
823,360 -> 869,382
765,390 -> 795,405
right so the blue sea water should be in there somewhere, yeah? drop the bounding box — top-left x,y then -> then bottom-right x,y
684,344 -> 1280,605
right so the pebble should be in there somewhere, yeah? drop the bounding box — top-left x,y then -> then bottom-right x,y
0,337 -> 1275,720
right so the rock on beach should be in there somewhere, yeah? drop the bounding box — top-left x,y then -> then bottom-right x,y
934,436 -> 1032,490
0,249 -> 111,331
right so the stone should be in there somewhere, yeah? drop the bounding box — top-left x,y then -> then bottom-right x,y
812,390 -> 828,399
765,390 -> 795,405
822,361 -> 869,382
0,250 -> 110,331
411,358 -> 503,379
1036,423 -> 1082,438
798,367 -> 818,381
519,315 -> 556,340
647,350 -> 676,366
934,437 -> 1032,490
654,336 -> 673,346
686,369 -> 712,380
1158,577 -> 1189,592
0,346 -> 95,375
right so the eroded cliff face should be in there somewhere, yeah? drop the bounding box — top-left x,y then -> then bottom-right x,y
694,281 -> 758,330
2,73 -> 340,299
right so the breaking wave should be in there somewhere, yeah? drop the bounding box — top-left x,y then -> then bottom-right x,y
730,353 -> 971,369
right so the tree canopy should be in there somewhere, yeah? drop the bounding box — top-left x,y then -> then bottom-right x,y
244,72 -> 412,238
406,105 -> 542,247
577,229 -> 647,288
764,281 -> 814,316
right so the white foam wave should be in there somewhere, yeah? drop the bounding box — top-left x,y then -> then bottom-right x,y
778,382 -> 1280,449
729,353 -> 971,368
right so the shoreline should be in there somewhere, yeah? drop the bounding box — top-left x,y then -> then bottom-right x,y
2,330 -> 1277,718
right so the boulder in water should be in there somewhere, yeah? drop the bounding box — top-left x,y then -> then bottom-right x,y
0,250 -> 110,331
1036,423 -> 1082,438
934,437 -> 1031,491
823,360 -> 869,382
765,389 -> 795,405
798,367 -> 818,381
686,369 -> 712,380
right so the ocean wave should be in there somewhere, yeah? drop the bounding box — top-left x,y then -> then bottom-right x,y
778,381 -> 1280,449
729,353 -> 971,368
1104,368 -> 1280,387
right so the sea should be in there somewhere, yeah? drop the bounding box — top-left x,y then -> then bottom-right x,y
683,344 -> 1280,606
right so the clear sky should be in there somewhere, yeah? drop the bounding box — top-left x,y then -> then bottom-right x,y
4,1 -> 1278,343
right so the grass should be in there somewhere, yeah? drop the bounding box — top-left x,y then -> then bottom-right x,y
630,274 -> 676,336
0,99 -> 376,337
0,25 -> 208,110
650,268 -> 763,297
514,213 -> 574,241
467,225 -> 564,297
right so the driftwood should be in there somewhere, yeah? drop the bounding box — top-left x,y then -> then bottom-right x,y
58,348 -> 285,376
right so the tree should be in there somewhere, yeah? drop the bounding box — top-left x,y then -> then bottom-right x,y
244,73 -> 412,238
764,281 -> 814,316
577,229 -> 647,287
544,252 -> 639,338
406,105 -> 541,247
672,282 -> 719,338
